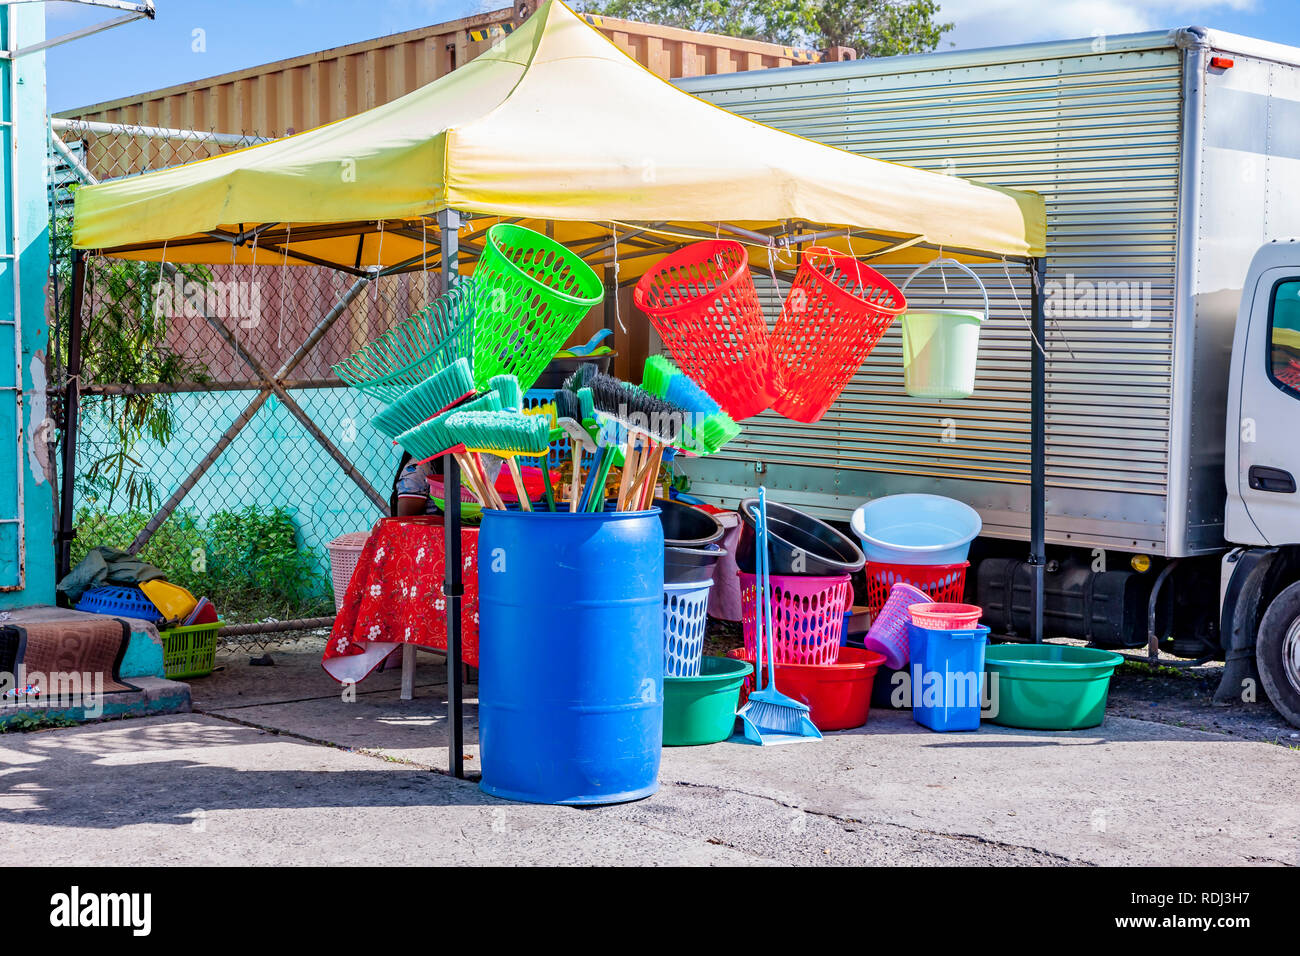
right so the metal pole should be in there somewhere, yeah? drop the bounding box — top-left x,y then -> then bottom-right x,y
438,207 -> 465,779
56,249 -> 86,584
1029,256 -> 1047,643
273,276 -> 368,380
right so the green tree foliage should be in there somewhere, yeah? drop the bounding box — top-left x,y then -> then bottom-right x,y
51,190 -> 211,509
578,0 -> 950,56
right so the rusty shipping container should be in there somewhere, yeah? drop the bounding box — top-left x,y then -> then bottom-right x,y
55,2 -> 823,136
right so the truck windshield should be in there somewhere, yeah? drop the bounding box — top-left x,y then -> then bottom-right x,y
1270,278 -> 1300,397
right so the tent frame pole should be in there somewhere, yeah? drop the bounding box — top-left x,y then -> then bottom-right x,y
438,207 -> 466,780
56,249 -> 87,585
1029,256 -> 1047,643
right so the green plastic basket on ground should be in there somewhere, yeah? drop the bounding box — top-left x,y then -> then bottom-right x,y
333,276 -> 476,403
470,223 -> 604,391
161,620 -> 221,680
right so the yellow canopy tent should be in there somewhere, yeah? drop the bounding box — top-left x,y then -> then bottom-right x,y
64,2 -> 1053,771
71,0 -> 1043,274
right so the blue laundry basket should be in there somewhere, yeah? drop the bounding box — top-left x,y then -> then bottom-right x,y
74,585 -> 162,623
907,622 -> 989,731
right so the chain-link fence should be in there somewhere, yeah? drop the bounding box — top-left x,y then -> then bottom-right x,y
49,119 -> 445,646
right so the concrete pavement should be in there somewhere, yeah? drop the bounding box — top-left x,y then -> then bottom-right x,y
0,642 -> 1294,866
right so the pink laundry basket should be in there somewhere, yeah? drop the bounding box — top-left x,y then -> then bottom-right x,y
740,572 -> 850,666
327,531 -> 372,611
862,582 -> 932,669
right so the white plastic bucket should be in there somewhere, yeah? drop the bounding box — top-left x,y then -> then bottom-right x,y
899,259 -> 987,399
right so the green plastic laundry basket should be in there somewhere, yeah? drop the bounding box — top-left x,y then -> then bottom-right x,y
899,258 -> 987,399
470,223 -> 603,392
984,643 -> 1123,730
161,620 -> 221,680
663,655 -> 753,746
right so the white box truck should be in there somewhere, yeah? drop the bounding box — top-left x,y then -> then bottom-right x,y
677,26 -> 1300,726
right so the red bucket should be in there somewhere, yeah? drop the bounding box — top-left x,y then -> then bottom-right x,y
633,240 -> 783,420
728,646 -> 886,731
771,247 -> 905,423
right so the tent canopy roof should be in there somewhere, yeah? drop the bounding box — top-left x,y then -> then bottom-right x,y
71,0 -> 1045,274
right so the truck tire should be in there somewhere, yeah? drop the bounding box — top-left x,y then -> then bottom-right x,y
1257,581 -> 1300,728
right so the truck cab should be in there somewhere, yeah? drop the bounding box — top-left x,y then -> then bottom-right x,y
1223,239 -> 1300,726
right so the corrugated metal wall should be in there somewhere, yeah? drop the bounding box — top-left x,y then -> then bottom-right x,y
56,7 -> 820,137
679,43 -> 1184,552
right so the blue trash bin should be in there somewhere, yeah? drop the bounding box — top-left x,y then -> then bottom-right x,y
907,623 -> 989,731
477,507 -> 665,805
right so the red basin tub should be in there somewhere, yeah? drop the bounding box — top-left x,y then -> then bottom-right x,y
727,646 -> 886,731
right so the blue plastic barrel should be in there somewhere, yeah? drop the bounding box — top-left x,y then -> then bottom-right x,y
477,507 -> 665,805
907,623 -> 989,731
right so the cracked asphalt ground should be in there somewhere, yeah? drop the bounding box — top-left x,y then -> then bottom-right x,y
0,640 -> 1295,866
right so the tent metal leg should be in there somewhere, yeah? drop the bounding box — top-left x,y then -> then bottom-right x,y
438,207 -> 465,780
1029,256 -> 1047,643
56,249 -> 87,584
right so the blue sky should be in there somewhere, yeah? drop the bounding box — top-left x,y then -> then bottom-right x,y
46,0 -> 1300,114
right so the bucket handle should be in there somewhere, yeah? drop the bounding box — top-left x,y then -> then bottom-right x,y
899,257 -> 989,317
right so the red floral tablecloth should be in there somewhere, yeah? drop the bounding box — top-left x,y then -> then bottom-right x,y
322,516 -> 479,684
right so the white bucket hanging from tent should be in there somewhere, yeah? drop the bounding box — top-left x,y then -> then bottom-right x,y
898,258 -> 988,399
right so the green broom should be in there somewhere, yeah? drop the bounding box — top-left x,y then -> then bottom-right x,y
395,391 -> 505,508
587,370 -> 687,510
554,388 -> 598,512
371,357 -> 476,441
641,354 -> 741,456
488,373 -> 523,411
444,410 -> 552,512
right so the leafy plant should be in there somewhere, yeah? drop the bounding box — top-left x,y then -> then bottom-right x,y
1,714 -> 80,733
205,505 -> 331,616
70,505 -> 332,623
576,0 -> 951,56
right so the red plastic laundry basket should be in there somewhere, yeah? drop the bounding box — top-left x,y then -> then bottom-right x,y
863,561 -> 969,621
633,240 -> 782,420
740,572 -> 850,666
771,247 -> 906,423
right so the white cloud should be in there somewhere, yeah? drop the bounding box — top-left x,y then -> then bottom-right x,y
937,0 -> 1257,50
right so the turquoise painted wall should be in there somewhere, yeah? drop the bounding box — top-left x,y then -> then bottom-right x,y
0,6 -> 54,608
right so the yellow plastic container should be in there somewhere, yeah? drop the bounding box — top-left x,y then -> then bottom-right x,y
140,579 -> 198,623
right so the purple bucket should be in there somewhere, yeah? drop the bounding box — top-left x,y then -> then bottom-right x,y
861,582 -> 932,669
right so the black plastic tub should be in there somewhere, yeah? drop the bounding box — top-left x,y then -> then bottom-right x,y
736,497 -> 865,576
665,542 -> 725,584
532,353 -> 615,391
655,498 -> 724,548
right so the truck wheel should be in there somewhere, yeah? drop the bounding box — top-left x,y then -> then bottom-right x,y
1257,581 -> 1300,728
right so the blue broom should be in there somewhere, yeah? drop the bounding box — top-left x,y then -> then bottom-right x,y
738,486 -> 822,745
